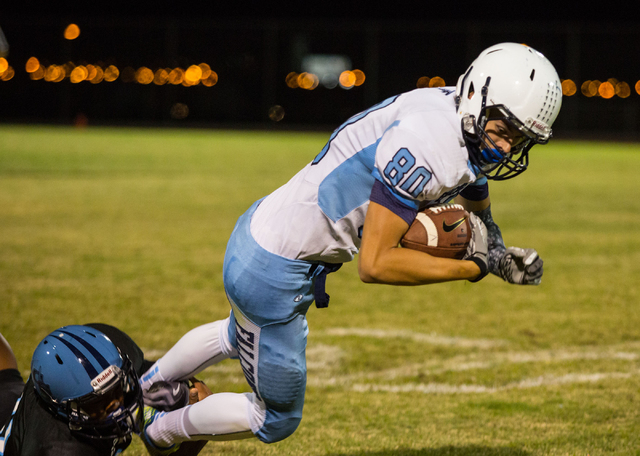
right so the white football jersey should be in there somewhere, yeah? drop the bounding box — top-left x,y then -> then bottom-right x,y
250,87 -> 482,264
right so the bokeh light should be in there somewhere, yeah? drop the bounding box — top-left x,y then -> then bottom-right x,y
201,71 -> 218,87
598,81 -> 615,99
0,57 -> 8,74
429,76 -> 446,87
286,72 -> 299,88
170,103 -> 189,119
168,68 -> 185,85
268,105 -> 285,122
615,82 -> 630,98
70,66 -> 88,83
297,72 -> 319,90
30,66 -> 45,80
25,57 -> 40,73
154,69 -> 169,85
185,65 -> 203,84
416,76 -> 430,88
104,65 -> 120,82
135,67 -> 154,85
339,70 -> 356,89
561,79 -> 577,96
353,69 -> 365,86
198,63 -> 212,80
64,24 -> 81,40
0,65 -> 14,81
90,66 -> 104,84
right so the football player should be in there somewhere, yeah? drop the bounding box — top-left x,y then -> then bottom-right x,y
0,325 -> 209,456
136,42 -> 562,453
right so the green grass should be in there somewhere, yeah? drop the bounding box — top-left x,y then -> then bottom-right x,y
1,125 -> 639,455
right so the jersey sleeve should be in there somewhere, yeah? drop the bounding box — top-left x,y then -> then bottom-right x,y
369,179 -> 417,225
459,177 -> 489,201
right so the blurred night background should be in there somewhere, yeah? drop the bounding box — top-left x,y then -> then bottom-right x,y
2,1 -> 640,138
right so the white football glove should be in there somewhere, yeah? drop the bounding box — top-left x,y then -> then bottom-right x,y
496,247 -> 543,285
463,213 -> 489,282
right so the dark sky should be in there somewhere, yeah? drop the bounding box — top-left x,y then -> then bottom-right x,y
4,1 -> 633,23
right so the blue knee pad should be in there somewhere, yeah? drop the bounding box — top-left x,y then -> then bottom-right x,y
228,309 -> 309,443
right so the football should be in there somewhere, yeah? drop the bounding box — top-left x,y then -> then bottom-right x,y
400,204 -> 471,259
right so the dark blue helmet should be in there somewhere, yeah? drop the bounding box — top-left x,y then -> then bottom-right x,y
30,325 -> 143,440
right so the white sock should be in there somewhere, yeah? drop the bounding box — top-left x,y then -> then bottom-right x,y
140,317 -> 237,390
147,392 -> 265,445
146,408 -> 190,447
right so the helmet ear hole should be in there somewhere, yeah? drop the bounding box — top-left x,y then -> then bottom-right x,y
467,82 -> 475,100
56,354 -> 64,364
530,69 -> 535,81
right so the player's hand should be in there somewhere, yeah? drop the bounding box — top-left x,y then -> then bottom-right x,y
496,247 -> 543,285
143,381 -> 190,411
188,377 -> 213,404
463,213 -> 489,282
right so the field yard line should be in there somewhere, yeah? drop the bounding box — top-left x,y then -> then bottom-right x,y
321,328 -> 508,349
144,341 -> 640,387
351,370 -> 639,394
306,345 -> 639,387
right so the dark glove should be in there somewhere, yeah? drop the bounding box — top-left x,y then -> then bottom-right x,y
496,247 -> 543,285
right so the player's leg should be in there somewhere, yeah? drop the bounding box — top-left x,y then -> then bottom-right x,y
143,310 -> 309,445
140,318 -> 237,391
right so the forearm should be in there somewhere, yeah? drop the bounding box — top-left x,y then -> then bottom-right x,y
473,204 -> 505,274
358,246 -> 480,285
0,333 -> 18,371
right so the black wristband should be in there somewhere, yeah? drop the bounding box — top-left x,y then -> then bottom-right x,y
468,257 -> 489,283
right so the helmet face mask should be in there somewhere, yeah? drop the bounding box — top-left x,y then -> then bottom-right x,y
463,100 -> 534,181
31,326 -> 143,441
456,43 -> 562,180
64,358 -> 143,440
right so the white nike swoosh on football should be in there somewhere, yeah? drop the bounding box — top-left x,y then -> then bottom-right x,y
173,385 -> 181,395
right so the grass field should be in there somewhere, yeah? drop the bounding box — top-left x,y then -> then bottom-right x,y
1,124 -> 640,455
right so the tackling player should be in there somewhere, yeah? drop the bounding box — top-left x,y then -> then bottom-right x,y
0,325 -> 209,456
136,43 -> 562,453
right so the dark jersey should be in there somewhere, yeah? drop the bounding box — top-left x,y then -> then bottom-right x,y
0,324 -> 147,456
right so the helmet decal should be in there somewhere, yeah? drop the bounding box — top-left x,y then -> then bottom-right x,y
47,331 -> 111,379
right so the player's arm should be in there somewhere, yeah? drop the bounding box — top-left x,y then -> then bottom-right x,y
456,190 -> 544,285
358,200 -> 483,285
0,333 -> 18,371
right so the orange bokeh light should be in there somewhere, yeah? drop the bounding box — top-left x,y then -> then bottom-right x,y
286,72 -> 299,88
168,68 -> 185,85
0,66 -> 14,81
25,57 -> 40,73
297,72 -> 318,90
64,24 -> 81,40
353,69 -> 365,86
104,65 -> 120,82
615,82 -> 630,98
428,76 -> 445,87
598,82 -> 615,99
339,70 -> 356,88
185,65 -> 203,83
201,71 -> 218,87
416,76 -> 430,88
561,79 -> 577,96
135,67 -> 154,85
70,66 -> 88,83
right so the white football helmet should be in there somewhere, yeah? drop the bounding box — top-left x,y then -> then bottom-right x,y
455,43 -> 562,180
